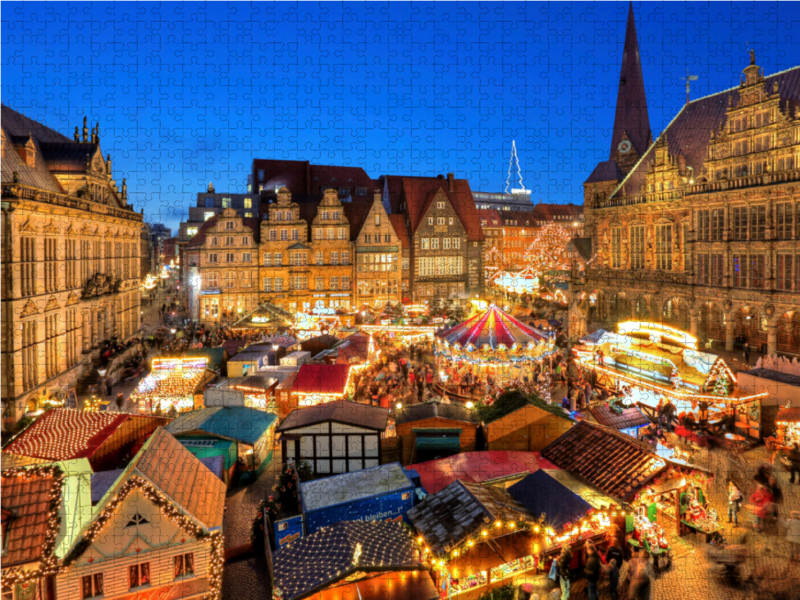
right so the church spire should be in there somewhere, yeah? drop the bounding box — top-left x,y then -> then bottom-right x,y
610,2 -> 652,170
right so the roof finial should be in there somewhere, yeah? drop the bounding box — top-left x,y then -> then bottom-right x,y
749,48 -> 756,65
82,116 -> 88,142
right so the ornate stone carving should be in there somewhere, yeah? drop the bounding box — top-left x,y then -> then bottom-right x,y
45,295 -> 61,312
81,273 -> 122,299
20,300 -> 38,318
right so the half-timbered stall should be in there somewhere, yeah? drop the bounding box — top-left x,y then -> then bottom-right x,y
276,400 -> 390,476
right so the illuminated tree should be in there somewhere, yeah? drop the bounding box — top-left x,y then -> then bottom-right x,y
523,222 -> 574,280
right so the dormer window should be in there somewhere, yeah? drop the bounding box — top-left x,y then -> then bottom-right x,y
226,222 -> 234,230
125,513 -> 150,528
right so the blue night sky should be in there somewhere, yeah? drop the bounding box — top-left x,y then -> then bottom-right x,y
3,2 -> 799,231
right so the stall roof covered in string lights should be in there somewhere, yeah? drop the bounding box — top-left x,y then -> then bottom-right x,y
272,520 -> 421,600
2,409 -> 169,470
407,479 -> 536,558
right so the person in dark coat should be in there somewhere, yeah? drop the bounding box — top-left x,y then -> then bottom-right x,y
583,541 -> 601,600
608,558 -> 620,598
556,544 -> 572,599
604,538 -> 625,569
788,443 -> 800,484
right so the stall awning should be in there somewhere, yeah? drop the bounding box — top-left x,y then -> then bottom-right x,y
416,437 -> 460,451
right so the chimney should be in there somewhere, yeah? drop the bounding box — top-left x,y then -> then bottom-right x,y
447,173 -> 454,192
373,189 -> 381,203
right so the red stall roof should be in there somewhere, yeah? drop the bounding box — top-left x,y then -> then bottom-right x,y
292,363 -> 351,395
408,451 -> 559,494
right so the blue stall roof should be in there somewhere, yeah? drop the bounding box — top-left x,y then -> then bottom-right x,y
300,462 -> 414,512
507,470 -> 594,531
165,406 -> 277,446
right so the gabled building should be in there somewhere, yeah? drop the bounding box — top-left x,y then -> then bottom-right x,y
189,208 -> 260,323
574,1 -> 800,352
56,429 -> 225,600
353,191 -> 402,308
1,106 -> 143,425
383,174 -> 484,303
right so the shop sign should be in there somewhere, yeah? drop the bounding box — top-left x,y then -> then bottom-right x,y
357,246 -> 399,253
200,289 -> 221,295
274,514 -> 304,550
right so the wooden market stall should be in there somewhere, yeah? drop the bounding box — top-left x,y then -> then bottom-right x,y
542,421 -> 676,571
395,401 -> 479,465
483,402 -> 573,452
407,479 -> 545,598
129,357 -> 217,414
271,521 -> 435,600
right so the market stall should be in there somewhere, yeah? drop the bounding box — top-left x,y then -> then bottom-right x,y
574,322 -> 768,446
408,479 -> 546,598
775,405 -> 800,449
129,357 -> 216,414
435,304 -> 555,391
631,466 -> 718,547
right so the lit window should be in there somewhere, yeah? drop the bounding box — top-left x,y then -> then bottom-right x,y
204,211 -> 214,221
244,197 -> 252,209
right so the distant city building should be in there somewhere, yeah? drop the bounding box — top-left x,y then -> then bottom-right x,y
473,190 -> 535,212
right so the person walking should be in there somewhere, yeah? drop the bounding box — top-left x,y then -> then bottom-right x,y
743,342 -> 751,363
607,558 -> 620,598
583,541 -> 601,600
604,538 -> 624,568
788,443 -> 800,484
727,481 -> 743,526
556,544 -> 572,600
785,510 -> 800,563
750,483 -> 774,532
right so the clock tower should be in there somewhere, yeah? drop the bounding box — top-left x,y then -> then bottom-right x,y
609,1 -> 652,175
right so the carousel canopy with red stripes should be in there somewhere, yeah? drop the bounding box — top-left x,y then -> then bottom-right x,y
436,305 -> 548,350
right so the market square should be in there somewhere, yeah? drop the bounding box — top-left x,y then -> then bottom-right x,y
2,2 -> 800,600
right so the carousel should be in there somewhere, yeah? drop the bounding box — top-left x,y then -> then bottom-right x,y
434,304 -> 555,390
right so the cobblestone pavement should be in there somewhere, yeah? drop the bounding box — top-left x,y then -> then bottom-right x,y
223,445 -> 283,549
221,557 -> 272,600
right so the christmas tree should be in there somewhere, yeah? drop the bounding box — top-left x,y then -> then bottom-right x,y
713,367 -> 731,397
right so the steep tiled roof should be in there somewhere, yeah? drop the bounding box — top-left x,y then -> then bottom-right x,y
570,237 -> 593,261
611,65 -> 800,199
501,210 -> 538,227
587,404 -> 650,431
0,468 -> 61,567
1,105 -> 72,142
407,480 -> 535,556
385,176 -> 484,242
395,401 -> 477,426
186,214 -> 219,248
3,409 -> 130,461
341,200 -> 372,241
541,421 -> 665,500
532,203 -> 583,219
291,363 -> 350,395
610,2 -> 652,158
387,213 -> 410,248
128,428 -> 225,530
584,160 -> 623,184
273,521 -> 417,600
38,141 -> 98,173
477,208 -> 502,227
277,400 -> 389,432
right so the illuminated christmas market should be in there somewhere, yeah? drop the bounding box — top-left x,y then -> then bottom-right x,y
2,4 -> 800,600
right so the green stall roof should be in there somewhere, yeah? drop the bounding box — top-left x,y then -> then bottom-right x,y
178,437 -> 238,470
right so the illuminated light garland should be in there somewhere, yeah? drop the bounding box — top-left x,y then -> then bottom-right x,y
0,465 -> 66,584
617,321 -> 698,350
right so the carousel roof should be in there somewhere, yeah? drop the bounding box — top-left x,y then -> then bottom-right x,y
436,305 -> 548,350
